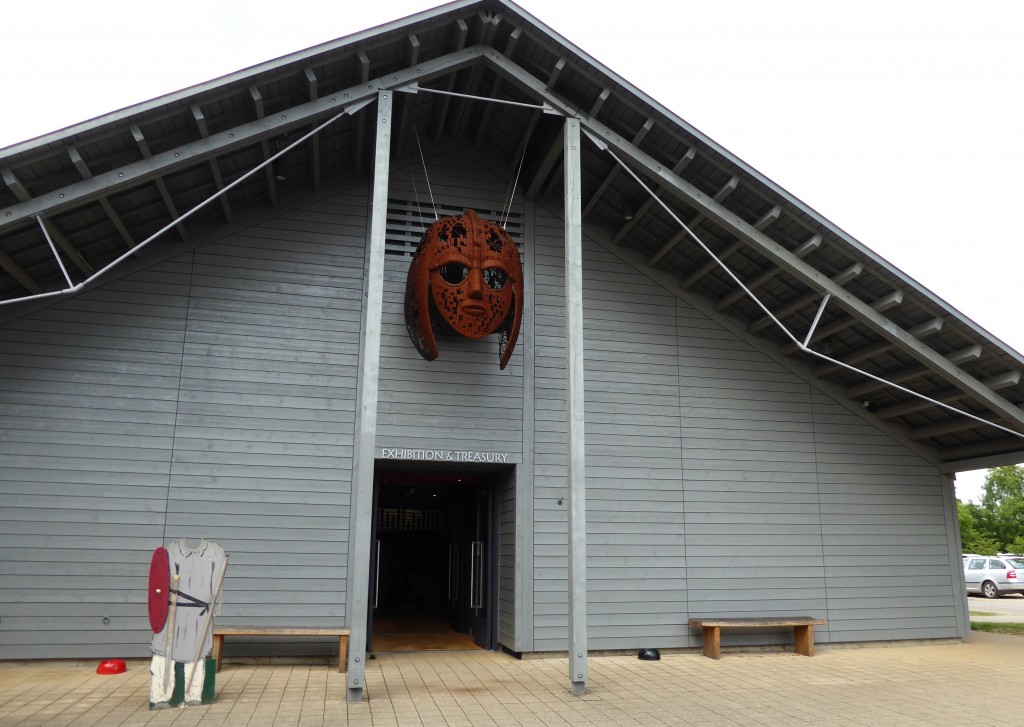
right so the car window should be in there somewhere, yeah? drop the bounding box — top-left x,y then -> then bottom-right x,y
969,559 -> 987,570
1007,558 -> 1024,568
989,560 -> 1007,570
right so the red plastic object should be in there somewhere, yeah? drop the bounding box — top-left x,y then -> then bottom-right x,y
96,659 -> 127,675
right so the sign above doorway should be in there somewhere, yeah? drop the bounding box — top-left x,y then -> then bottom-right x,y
380,448 -> 515,464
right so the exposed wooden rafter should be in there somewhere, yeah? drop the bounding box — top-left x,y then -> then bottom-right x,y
581,118 -> 654,219
909,416 -> 996,441
8,182 -> 84,291
679,205 -> 780,290
514,86 -> 606,184
2,168 -> 30,203
609,148 -> 695,245
0,249 -> 39,294
522,59 -> 578,200
0,46 -> 487,233
474,28 -> 522,149
588,87 -> 611,119
304,69 -> 321,190
432,19 -> 470,142
249,87 -> 279,206
812,317 -> 944,377
451,12 -> 502,139
67,146 -> 136,250
644,175 -> 738,265
747,262 -> 864,335
877,370 -> 1021,420
481,49 -> 1024,434
715,233 -> 821,312
941,437 -> 1024,464
0,169 -> 43,292
395,35 -> 423,153
191,105 -> 233,223
778,289 -> 903,356
846,344 -> 983,400
36,217 -> 91,276
131,125 -> 188,240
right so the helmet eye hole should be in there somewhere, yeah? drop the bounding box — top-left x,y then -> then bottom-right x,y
483,268 -> 507,290
439,264 -> 469,284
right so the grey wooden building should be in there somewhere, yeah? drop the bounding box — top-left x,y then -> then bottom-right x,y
2,0 -> 1023,701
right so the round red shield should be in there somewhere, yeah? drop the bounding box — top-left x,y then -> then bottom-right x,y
148,547 -> 170,633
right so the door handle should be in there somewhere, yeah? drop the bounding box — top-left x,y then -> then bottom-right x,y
470,540 -> 483,609
373,539 -> 381,609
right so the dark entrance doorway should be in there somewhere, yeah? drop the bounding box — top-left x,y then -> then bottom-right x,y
368,465 -> 504,652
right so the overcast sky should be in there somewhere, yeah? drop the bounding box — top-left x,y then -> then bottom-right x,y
2,0 -> 1021,501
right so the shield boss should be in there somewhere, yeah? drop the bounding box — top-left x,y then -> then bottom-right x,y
148,546 -> 170,633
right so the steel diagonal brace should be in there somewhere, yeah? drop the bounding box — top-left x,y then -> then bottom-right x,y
591,132 -> 1023,439
478,50 -> 1024,436
0,46 -> 492,309
0,46 -> 491,233
803,294 -> 831,348
1,100 -> 370,309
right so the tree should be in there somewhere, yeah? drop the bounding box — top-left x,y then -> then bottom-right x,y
960,465 -> 1024,554
958,501 -> 1000,555
981,466 -> 1024,550
981,465 -> 1024,509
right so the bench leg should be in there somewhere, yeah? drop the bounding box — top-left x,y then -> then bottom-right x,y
212,634 -> 224,672
793,625 -> 814,656
702,626 -> 721,659
338,634 -> 348,673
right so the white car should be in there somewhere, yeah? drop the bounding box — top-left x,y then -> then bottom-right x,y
964,555 -> 1024,598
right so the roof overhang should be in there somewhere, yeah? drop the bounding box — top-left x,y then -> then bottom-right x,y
2,0 -> 1022,471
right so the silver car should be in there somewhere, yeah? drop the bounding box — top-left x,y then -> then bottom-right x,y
964,556 -> 1024,598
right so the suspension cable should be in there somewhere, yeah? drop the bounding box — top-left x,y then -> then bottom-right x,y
412,120 -> 438,221
596,142 -> 1024,440
502,122 -> 534,230
0,102 -> 363,309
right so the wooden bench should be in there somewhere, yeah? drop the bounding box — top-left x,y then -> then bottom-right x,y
212,627 -> 350,673
688,617 -> 826,660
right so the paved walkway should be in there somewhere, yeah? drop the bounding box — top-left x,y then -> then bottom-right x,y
1,632 -> 1021,726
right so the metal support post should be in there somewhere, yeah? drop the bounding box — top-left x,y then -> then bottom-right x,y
346,91 -> 392,703
563,118 -> 588,696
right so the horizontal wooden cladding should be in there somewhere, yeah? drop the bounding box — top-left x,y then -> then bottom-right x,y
0,192 -> 364,658
377,156 -> 526,457
527,218 -> 961,649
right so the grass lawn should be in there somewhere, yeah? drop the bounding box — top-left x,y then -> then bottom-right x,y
970,622 -> 1024,636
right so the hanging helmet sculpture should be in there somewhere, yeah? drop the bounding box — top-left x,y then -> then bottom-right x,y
405,209 -> 523,369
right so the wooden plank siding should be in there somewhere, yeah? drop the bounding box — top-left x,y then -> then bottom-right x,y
811,392 -> 959,641
0,189 -> 365,658
527,197 -> 958,651
167,192 -> 364,654
579,235 -> 686,651
676,301 -> 828,649
0,264 -> 189,658
0,142 -> 963,659
375,154 -> 525,456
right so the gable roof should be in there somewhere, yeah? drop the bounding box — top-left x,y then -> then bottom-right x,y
1,0 -> 1022,471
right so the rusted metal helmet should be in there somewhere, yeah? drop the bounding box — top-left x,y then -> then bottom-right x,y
404,209 -> 523,369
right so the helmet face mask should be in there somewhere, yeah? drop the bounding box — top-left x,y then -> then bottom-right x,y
405,210 -> 523,369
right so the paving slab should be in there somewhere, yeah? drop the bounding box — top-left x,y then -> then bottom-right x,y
1,633 -> 1020,726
